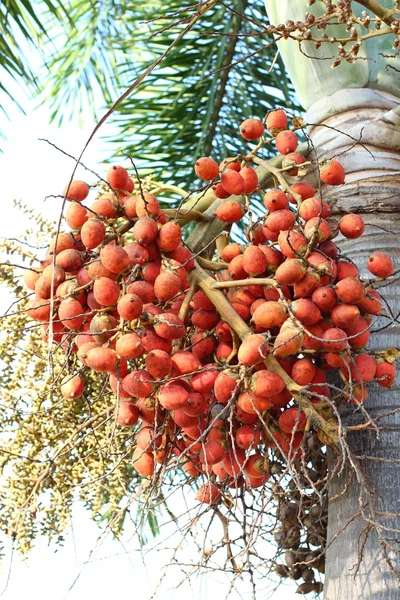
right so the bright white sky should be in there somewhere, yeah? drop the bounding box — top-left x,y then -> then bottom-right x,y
0,98 -> 298,600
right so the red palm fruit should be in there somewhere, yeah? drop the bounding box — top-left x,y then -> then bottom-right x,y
319,240 -> 339,259
32,274 -> 50,301
117,293 -> 143,321
266,109 -> 288,135
63,180 -> 89,202
159,382 -> 189,410
238,334 -> 269,366
90,196 -> 118,219
291,359 -> 316,386
242,246 -> 267,276
141,330 -> 171,355
320,159 -> 345,185
117,402 -> 140,426
23,268 -> 41,291
367,252 -> 394,278
77,341 -> 100,365
294,271 -> 320,298
228,254 -> 247,280
161,259 -> 188,288
135,399 -> 157,425
100,244 -> 130,274
195,483 -> 221,504
167,245 -> 194,270
311,286 -> 337,312
89,313 -> 117,343
109,374 -> 131,398
240,118 -> 264,140
223,448 -> 246,476
115,333 -> 143,359
213,182 -> 231,199
123,370 -> 154,398
278,229 -> 307,259
214,370 -> 239,404
262,224 -> 279,243
132,447 -> 154,478
106,165 -> 129,190
153,313 -> 185,340
275,258 -> 307,285
191,308 -> 219,330
86,260 -> 115,281
274,326 -> 304,357
58,299 -> 85,330
250,298 -> 266,316
244,453 -> 269,479
290,182 -> 316,201
250,370 -> 285,397
60,375 -> 84,399
135,193 -> 160,218
183,420 -> 207,440
331,304 -> 360,328
124,242 -> 149,267
302,323 -> 324,351
49,232 -> 74,255
308,366 -> 331,397
183,392 -> 208,417
145,350 -> 172,379
220,171 -> 245,196
260,247 -> 284,273
122,177 -> 135,195
358,288 -> 382,315
252,301 -> 287,329
236,426 -> 261,450
65,202 -> 88,229
190,367 -> 218,395
275,130 -> 298,154
336,277 -> 366,304
87,292 -> 104,312
191,331 -> 217,360
336,260 -> 359,280
346,317 -> 370,349
348,354 -> 376,383
265,209 -> 295,233
215,200 -> 245,223
126,281 -> 154,305
172,409 -> 198,429
304,217 -> 331,242
282,152 -> 307,177
220,157 -> 241,172
235,404 -> 259,423
307,251 -> 337,285
93,277 -> 119,306
171,351 -> 201,375
325,352 -> 350,369
192,290 -> 215,311
299,197 -> 330,221
263,189 -> 289,212
291,299 -> 322,326
42,264 -> 65,288
279,407 -> 307,433
124,195 -> 138,218
156,221 -> 182,252
86,347 -> 117,372
154,271 -> 181,302
240,165 -> 258,193
216,341 -> 233,362
194,157 -> 219,180
132,216 -> 159,246
200,440 -> 226,465
322,328 -> 348,352
346,385 -> 369,406
375,361 -> 396,388
339,213 -> 365,239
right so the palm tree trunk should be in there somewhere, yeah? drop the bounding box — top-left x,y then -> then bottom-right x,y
303,89 -> 400,599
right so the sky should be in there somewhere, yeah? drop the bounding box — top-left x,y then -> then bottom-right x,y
0,96 -> 299,600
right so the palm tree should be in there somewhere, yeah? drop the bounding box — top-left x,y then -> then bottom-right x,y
264,1 -> 400,598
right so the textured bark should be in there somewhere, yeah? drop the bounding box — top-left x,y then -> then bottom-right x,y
306,89 -> 400,599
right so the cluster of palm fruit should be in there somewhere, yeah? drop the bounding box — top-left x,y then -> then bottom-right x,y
22,108 -> 396,594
